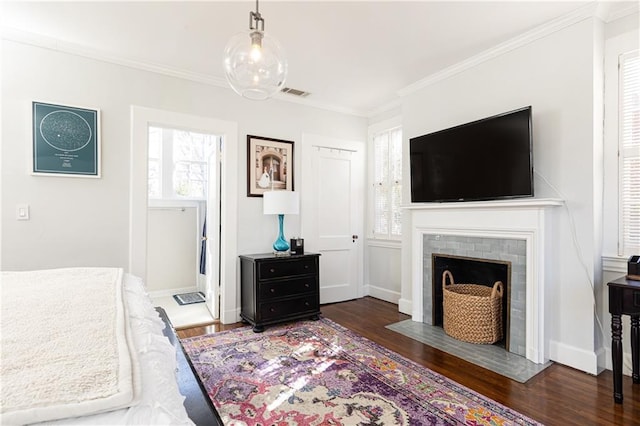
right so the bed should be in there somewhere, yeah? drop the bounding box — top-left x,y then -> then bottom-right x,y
0,267 -> 212,425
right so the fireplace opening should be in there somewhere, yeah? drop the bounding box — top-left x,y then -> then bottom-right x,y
432,254 -> 511,350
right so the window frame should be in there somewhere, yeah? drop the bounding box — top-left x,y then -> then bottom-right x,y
602,24 -> 639,267
148,125 -> 218,202
368,117 -> 403,241
617,49 -> 640,256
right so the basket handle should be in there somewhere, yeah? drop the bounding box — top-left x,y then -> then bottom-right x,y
442,270 -> 455,289
492,281 -> 504,298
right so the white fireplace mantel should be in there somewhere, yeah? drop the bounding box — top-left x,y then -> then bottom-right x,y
405,198 -> 563,364
404,197 -> 564,211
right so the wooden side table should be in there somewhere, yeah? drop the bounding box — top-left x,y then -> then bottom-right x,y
607,276 -> 640,403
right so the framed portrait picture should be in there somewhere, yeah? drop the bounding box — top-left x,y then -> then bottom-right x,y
32,101 -> 101,177
247,135 -> 294,197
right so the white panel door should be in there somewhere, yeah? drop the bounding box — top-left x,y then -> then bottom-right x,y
302,135 -> 364,304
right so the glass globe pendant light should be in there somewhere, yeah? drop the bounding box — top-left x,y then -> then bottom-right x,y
223,0 -> 288,100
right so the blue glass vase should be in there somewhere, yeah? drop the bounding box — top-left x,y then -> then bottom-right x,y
273,214 -> 290,252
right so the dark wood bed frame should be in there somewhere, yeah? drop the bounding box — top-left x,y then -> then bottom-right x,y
156,308 -> 223,426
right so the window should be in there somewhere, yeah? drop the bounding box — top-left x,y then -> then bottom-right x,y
371,126 -> 402,239
619,50 -> 640,255
148,126 -> 217,200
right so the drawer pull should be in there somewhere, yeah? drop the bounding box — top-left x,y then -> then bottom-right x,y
304,265 -> 309,269
270,307 -> 276,312
270,288 -> 276,293
304,302 -> 310,306
304,283 -> 310,288
270,268 -> 276,273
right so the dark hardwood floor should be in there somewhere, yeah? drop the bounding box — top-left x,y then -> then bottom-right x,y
177,296 -> 640,425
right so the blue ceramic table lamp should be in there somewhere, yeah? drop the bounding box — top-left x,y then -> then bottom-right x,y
263,191 -> 299,253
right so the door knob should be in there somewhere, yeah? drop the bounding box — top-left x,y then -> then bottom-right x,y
352,234 -> 358,242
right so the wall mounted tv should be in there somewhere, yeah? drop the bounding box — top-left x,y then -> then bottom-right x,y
409,106 -> 533,203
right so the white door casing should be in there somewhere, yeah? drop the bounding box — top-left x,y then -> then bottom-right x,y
130,106 -> 239,323
205,140 -> 221,318
301,134 -> 365,304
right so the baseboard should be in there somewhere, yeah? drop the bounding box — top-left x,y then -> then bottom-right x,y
548,340 -> 603,375
365,285 -> 400,304
147,286 -> 198,299
398,297 -> 412,316
549,342 -> 635,377
602,347 -> 634,376
220,306 -> 241,325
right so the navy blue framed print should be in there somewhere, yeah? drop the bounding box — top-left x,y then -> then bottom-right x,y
32,102 -> 100,177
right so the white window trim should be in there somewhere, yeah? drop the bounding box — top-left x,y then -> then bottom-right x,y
618,50 -> 639,256
602,25 -> 639,266
368,116 -> 402,241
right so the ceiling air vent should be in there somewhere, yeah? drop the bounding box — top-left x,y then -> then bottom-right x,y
281,87 -> 311,97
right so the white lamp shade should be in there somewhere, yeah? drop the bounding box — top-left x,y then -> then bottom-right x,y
263,191 -> 299,215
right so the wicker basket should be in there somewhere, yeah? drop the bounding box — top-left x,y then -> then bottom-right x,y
442,270 -> 504,344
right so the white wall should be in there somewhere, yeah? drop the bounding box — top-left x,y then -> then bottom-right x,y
399,17 -> 606,374
365,243 -> 401,303
146,207 -> 198,293
1,39 -> 367,274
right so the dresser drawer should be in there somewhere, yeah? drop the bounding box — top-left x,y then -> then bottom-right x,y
621,289 -> 640,312
258,257 -> 317,280
259,277 -> 317,300
259,295 -> 319,321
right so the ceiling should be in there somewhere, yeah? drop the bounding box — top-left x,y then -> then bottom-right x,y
2,1 -> 636,116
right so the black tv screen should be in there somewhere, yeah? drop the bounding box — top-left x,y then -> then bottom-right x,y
410,106 -> 533,203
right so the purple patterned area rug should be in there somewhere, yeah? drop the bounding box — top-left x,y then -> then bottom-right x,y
180,318 -> 542,425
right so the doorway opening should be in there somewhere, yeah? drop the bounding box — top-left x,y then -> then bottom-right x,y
145,126 -> 221,326
130,106 -> 239,326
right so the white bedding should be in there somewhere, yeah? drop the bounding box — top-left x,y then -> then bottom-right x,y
1,268 -> 194,426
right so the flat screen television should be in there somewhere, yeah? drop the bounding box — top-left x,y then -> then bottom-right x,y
409,106 -> 533,203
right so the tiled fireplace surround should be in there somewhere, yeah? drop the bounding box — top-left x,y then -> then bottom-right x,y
425,236 -> 526,356
407,198 -> 562,364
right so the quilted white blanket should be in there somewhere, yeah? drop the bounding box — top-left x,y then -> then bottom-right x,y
1,268 -> 140,425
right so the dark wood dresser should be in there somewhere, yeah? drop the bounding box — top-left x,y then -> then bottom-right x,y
240,253 -> 321,332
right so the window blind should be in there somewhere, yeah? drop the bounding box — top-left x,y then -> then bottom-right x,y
620,50 -> 640,255
373,127 -> 402,239
373,132 -> 390,236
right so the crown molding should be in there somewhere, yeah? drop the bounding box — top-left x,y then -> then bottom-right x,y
1,26 -> 230,88
272,90 -> 368,117
373,1 -> 639,117
604,1 -> 639,22
397,2 -> 606,98
1,26 -> 369,118
365,98 -> 403,120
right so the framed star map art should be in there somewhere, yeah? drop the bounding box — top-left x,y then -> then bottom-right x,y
32,101 -> 101,177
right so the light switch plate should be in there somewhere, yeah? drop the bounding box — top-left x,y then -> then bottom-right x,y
16,204 -> 30,220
